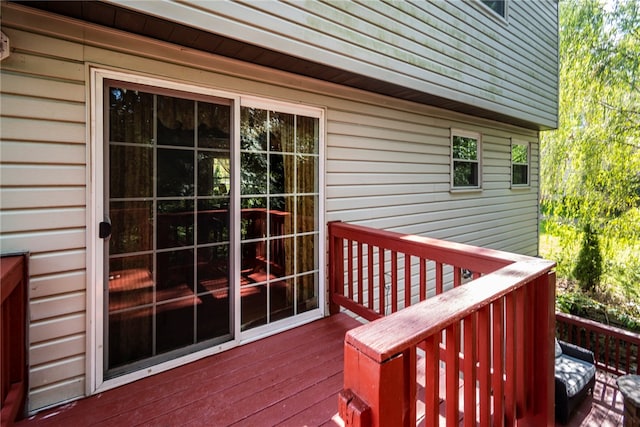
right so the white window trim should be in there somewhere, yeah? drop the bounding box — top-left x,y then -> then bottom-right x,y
450,129 -> 483,192
474,0 -> 510,25
88,67 -> 326,396
511,138 -> 531,188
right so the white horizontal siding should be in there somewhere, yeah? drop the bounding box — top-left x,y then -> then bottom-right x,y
28,250 -> 86,279
1,3 -> 542,414
0,188 -> 86,209
28,379 -> 85,414
0,208 -> 86,233
325,103 -> 539,255
30,335 -> 85,366
111,0 -> 558,128
30,271 -> 87,299
0,18 -> 89,413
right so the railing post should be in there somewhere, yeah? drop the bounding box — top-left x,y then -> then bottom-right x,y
527,271 -> 556,427
341,341 -> 408,427
328,221 -> 343,315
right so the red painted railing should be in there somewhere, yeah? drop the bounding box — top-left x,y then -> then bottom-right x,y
556,311 -> 640,376
329,222 -> 556,427
1,254 -> 28,426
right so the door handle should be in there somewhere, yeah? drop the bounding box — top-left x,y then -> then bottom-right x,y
99,218 -> 112,239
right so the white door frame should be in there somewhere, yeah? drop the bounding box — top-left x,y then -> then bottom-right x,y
87,67 -> 325,394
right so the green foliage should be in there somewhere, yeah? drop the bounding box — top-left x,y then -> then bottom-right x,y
541,1 -> 640,316
539,219 -> 580,278
606,247 -> 640,302
573,223 -> 603,292
541,0 -> 640,231
556,289 -> 640,333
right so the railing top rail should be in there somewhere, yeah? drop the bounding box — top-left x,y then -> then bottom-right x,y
329,221 -> 531,274
345,257 -> 556,363
556,311 -> 640,343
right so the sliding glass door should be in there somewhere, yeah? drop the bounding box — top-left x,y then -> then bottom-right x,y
101,77 -> 322,379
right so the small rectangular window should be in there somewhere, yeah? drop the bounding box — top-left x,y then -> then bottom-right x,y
511,139 -> 530,187
481,0 -> 507,18
451,130 -> 482,190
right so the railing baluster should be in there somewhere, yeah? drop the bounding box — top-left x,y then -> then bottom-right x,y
605,334 -> 610,370
347,240 -> 354,301
445,323 -> 460,426
515,286 -> 526,417
492,298 -> 505,427
357,242 -> 363,305
391,251 -> 398,313
419,258 -> 427,301
478,305 -> 491,426
504,292 -> 516,427
463,313 -> 476,427
405,347 -> 417,425
626,341 -> 631,374
425,335 -> 439,427
379,247 -> 385,316
615,337 -> 620,374
368,244 -> 374,310
595,331 -> 601,368
436,262 -> 443,295
404,254 -> 411,309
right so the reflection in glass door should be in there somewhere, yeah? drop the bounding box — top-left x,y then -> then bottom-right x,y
239,106 -> 320,330
105,82 -> 232,377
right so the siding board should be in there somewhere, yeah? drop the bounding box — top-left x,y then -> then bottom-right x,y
1,94 -> 85,123
30,335 -> 86,366
0,188 -> 86,209
0,52 -> 85,82
0,164 -> 86,186
29,313 -> 86,344
1,141 -> 86,164
30,292 -> 86,321
29,251 -> 86,277
0,73 -> 85,102
0,117 -> 85,143
28,379 -> 85,414
4,27 -> 85,61
0,208 -> 86,232
30,271 -> 87,299
30,357 -> 86,389
1,229 -> 85,254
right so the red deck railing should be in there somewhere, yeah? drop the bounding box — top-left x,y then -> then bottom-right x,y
328,222 -> 556,427
1,254 -> 28,426
556,311 -> 640,376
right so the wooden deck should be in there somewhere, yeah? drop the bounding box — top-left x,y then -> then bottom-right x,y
17,313 -> 624,427
18,314 -> 361,427
565,370 -> 624,427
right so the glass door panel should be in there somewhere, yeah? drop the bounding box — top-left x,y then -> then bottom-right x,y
239,107 -> 320,331
105,83 -> 232,377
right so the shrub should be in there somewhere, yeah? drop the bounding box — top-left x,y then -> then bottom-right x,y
573,223 -> 603,292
